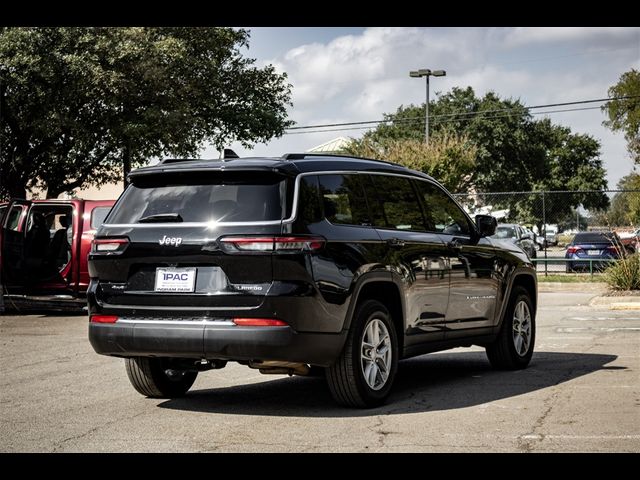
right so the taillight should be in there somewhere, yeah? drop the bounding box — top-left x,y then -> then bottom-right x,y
90,315 -> 119,323
219,236 -> 324,253
566,246 -> 582,254
606,246 -> 619,254
91,238 -> 129,255
232,317 -> 288,326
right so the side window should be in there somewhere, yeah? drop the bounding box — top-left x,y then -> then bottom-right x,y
90,206 -> 112,230
365,175 -> 426,231
5,206 -> 23,231
415,181 -> 472,236
298,176 -> 323,225
318,174 -> 369,226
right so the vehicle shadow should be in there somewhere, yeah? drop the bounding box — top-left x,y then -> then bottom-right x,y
158,351 -> 618,417
0,309 -> 86,317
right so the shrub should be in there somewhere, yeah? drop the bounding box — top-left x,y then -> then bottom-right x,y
605,254 -> 640,290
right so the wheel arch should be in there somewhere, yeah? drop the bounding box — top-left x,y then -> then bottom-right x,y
344,273 -> 405,353
496,269 -> 537,329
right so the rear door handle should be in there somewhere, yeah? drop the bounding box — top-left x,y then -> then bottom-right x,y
386,238 -> 405,248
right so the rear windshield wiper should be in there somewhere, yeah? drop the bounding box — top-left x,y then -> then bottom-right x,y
138,213 -> 184,223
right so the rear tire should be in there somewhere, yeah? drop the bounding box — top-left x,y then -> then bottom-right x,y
125,357 -> 197,398
327,300 -> 398,408
486,286 -> 535,370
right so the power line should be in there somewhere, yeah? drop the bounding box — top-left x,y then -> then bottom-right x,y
285,95 -> 639,132
284,105 -> 604,135
432,105 -> 604,124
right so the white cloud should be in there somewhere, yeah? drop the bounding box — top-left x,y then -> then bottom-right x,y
211,27 -> 640,189
503,27 -> 640,48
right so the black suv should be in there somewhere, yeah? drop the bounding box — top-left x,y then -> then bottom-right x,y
88,154 -> 537,408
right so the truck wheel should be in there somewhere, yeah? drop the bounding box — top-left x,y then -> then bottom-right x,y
125,357 -> 197,398
486,286 -> 535,370
326,300 -> 398,408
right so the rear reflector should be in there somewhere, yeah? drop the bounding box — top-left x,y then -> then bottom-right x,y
232,318 -> 287,327
90,315 -> 119,324
220,236 -> 324,253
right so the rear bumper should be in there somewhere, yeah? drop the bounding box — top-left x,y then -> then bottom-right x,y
566,256 -> 616,270
88,321 -> 347,367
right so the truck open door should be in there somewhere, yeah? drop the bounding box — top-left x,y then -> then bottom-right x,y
1,200 -> 31,293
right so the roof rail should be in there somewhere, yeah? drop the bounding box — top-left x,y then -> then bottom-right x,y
159,158 -> 203,165
281,152 -> 395,165
159,148 -> 239,165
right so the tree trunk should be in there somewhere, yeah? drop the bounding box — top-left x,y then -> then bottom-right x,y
46,188 -> 61,199
123,143 -> 131,189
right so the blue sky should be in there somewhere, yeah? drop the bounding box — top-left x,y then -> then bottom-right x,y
203,27 -> 640,190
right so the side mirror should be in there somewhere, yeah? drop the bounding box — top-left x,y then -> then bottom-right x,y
521,233 -> 533,240
475,215 -> 497,237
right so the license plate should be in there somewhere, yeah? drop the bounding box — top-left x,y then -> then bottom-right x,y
154,268 -> 197,292
587,250 -> 601,256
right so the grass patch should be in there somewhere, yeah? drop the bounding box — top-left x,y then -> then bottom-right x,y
537,275 -> 605,283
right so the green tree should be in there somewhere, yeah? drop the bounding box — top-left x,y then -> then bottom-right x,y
592,173 -> 640,227
368,87 -> 539,192
512,119 -> 609,229
602,69 -> 640,164
363,87 -> 609,231
367,87 -> 608,197
341,132 -> 477,192
0,27 -> 292,199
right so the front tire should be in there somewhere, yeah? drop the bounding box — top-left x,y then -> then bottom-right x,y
327,300 -> 398,408
125,357 -> 198,398
486,286 -> 535,370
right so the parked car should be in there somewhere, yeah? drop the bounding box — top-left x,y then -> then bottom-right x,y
490,223 -> 537,259
618,228 -> 640,253
88,153 -> 537,408
565,231 -> 623,272
533,230 -> 545,250
544,225 -> 559,247
1,199 -> 115,310
522,226 -> 542,251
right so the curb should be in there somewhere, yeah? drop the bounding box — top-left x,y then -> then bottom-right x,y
538,282 -> 608,293
610,302 -> 640,310
590,296 -> 640,307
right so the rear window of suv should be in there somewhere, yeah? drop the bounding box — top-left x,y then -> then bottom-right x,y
106,172 -> 288,224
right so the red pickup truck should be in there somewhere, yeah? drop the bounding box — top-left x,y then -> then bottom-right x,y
618,228 -> 640,253
1,199 -> 115,310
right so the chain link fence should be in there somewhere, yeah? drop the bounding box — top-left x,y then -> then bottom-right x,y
451,189 -> 640,276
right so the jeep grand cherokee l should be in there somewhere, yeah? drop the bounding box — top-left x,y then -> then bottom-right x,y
88,153 -> 537,408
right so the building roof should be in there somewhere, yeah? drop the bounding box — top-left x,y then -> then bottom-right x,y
306,137 -> 351,153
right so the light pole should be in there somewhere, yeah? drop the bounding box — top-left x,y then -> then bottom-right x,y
409,69 -> 446,144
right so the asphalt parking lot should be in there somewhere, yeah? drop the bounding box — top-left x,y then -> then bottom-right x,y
1,291 -> 638,452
